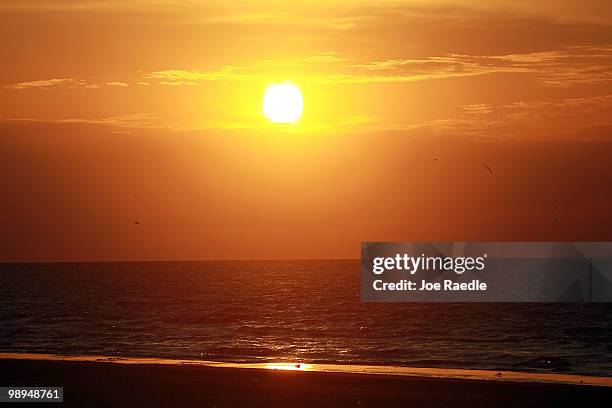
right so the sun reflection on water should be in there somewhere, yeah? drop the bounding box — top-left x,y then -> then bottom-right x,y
263,363 -> 312,371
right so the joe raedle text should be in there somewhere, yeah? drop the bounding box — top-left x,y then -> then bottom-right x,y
373,279 -> 487,292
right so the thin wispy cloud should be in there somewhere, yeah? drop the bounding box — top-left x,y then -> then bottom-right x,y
2,1 -> 611,27
6,79 -> 135,90
0,112 -> 380,134
12,44 -> 609,91
106,81 -> 129,87
503,94 -> 612,110
1,113 -> 164,129
144,45 -> 612,87
462,104 -> 494,115
396,94 -> 612,141
5,78 -> 99,90
2,91 -> 610,140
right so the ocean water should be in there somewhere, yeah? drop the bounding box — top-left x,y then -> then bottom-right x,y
1,260 -> 611,376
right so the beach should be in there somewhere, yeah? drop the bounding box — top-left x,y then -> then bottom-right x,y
1,354 -> 611,407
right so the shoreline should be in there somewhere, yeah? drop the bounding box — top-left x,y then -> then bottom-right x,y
2,354 -> 612,407
2,352 -> 611,388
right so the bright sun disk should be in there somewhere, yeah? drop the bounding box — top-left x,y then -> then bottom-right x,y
263,83 -> 303,123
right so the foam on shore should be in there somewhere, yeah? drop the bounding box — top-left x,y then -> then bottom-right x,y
1,352 -> 610,388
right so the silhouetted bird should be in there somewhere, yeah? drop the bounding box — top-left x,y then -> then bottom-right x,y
483,164 -> 493,174
134,221 -> 140,225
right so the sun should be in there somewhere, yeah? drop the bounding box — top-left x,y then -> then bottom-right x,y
262,83 -> 303,123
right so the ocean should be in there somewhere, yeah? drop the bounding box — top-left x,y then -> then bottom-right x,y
1,260 -> 611,376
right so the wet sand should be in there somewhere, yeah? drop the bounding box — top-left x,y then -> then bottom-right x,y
1,354 -> 611,407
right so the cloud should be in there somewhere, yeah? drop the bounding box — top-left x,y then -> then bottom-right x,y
3,92 -> 610,141
5,78 -> 69,89
145,68 -> 249,85
404,94 -> 612,140
169,114 -> 379,133
1,1 -> 611,28
82,113 -> 163,128
382,118 -> 507,139
144,45 -> 612,87
144,53 -> 347,85
498,94 -> 612,130
359,92 -> 612,141
0,112 -> 381,135
356,45 -> 612,87
13,44 -> 609,92
6,78 -> 140,90
1,113 -> 164,129
106,81 -> 129,87
5,78 -> 99,90
503,94 -> 612,110
462,104 -> 493,115
0,1 -> 362,30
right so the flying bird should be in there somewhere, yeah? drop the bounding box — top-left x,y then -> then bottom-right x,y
483,163 -> 493,174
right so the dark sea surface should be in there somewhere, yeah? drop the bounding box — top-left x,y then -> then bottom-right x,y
1,260 -> 611,376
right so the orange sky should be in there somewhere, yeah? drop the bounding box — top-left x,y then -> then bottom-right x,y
1,1 -> 611,261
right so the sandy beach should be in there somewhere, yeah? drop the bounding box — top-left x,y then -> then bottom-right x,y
1,354 -> 611,407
